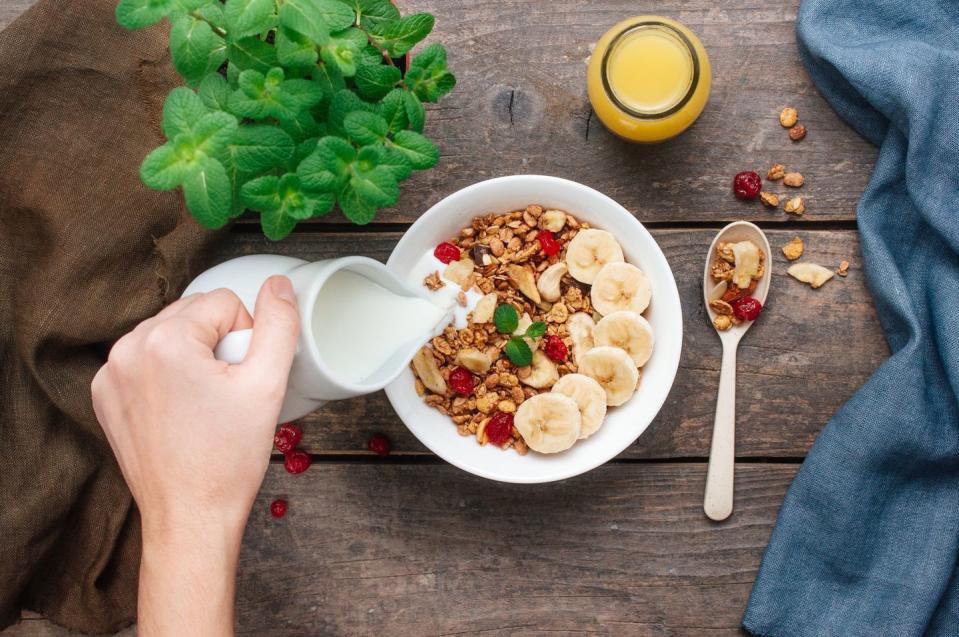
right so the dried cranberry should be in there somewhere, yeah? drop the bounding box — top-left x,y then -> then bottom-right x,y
448,366 -> 476,396
433,241 -> 461,264
543,335 -> 569,362
732,171 -> 762,200
485,412 -> 514,447
367,434 -> 391,456
284,450 -> 311,474
273,423 -> 302,453
270,499 -> 287,518
537,230 -> 562,257
732,296 -> 763,321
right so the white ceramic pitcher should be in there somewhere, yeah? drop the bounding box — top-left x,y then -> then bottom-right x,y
182,254 -> 452,422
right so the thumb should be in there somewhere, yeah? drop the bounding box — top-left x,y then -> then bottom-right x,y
242,276 -> 300,376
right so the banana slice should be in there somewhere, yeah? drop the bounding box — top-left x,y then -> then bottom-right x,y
578,346 -> 639,406
412,347 -> 447,394
520,350 -> 559,389
552,374 -> 607,439
513,393 -> 582,453
590,262 -> 651,316
565,229 -> 624,284
593,311 -> 654,367
566,312 -> 595,364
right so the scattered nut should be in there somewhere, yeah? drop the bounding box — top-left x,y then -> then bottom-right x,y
779,107 -> 798,128
837,260 -> 850,277
783,196 -> 806,215
423,271 -> 444,291
760,191 -> 780,208
781,236 -> 804,261
709,299 -> 734,316
789,124 -> 807,141
713,314 -> 732,331
787,262 -> 834,288
767,163 -> 786,180
783,172 -> 804,188
507,264 -> 542,303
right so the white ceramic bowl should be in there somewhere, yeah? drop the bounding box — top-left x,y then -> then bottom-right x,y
385,175 -> 682,483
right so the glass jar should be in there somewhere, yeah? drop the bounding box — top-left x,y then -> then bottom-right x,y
587,16 -> 711,143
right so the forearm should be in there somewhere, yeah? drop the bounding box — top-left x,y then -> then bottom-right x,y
138,517 -> 246,637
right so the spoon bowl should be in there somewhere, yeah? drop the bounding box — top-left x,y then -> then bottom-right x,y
701,221 -> 771,521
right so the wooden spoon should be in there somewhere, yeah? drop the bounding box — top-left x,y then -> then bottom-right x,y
701,221 -> 772,521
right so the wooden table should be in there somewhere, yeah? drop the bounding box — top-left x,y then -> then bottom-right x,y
4,1 -> 885,635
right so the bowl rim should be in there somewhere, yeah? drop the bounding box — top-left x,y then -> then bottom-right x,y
384,175 -> 683,483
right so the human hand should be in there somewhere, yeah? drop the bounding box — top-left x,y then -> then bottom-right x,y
91,275 -> 299,636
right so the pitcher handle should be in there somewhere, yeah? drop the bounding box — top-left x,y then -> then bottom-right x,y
214,329 -> 253,364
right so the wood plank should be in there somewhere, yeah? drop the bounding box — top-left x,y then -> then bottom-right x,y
8,463 -> 795,636
209,228 -> 886,458
1,0 -> 877,227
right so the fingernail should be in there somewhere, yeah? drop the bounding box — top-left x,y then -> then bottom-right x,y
271,276 -> 296,305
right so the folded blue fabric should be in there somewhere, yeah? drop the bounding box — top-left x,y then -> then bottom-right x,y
743,1 -> 959,635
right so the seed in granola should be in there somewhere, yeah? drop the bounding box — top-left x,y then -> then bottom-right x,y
779,107 -> 798,128
837,260 -> 850,277
767,163 -> 786,180
789,123 -> 807,141
782,236 -> 804,261
783,172 -> 804,187
709,299 -> 734,316
713,314 -> 732,331
783,196 -> 806,215
423,271 -> 444,291
760,191 -> 779,208
489,237 -> 505,257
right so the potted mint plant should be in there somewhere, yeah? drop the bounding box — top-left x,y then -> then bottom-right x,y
116,0 -> 455,239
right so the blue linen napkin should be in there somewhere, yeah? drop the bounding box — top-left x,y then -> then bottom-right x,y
742,1 -> 959,635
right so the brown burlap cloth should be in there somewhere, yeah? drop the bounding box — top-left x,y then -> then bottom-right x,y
0,0 -> 221,632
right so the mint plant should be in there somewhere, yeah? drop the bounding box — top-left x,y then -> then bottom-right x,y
116,0 -> 455,239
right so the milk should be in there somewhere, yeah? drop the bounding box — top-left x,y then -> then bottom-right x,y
311,270 -> 451,385
407,251 -> 483,328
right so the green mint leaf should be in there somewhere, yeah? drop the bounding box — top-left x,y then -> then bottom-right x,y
226,125 -> 295,173
337,182 -> 377,224
276,108 -> 321,142
260,207 -> 298,240
140,143 -> 187,190
224,0 -> 276,39
281,78 -> 325,110
240,174 -> 282,211
525,321 -> 547,338
493,303 -> 519,334
313,62 -> 346,100
198,73 -> 232,111
354,62 -> 401,100
161,87 -> 208,139
314,0 -> 355,31
116,0 -> 174,29
196,0 -> 227,29
227,36 -> 278,73
357,144 -> 411,180
403,90 -> 425,133
343,111 -> 388,145
297,135 -> 355,191
327,89 -> 374,135
389,129 -> 438,170
192,111 -> 239,157
182,158 -> 232,229
407,44 -> 456,103
369,13 -> 434,57
296,137 -> 320,163
353,0 -> 399,30
170,16 -> 226,86
276,174 -> 315,220
503,337 -> 533,367
279,0 -> 331,45
320,43 -> 356,78
377,89 -> 409,133
276,26 -> 320,69
350,165 -> 398,207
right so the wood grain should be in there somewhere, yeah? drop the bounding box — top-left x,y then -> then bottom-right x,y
208,229 -> 886,459
5,463 -> 795,636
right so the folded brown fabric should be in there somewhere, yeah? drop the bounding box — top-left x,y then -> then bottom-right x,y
0,0 -> 220,631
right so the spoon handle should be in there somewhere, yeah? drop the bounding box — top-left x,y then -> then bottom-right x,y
704,340 -> 736,521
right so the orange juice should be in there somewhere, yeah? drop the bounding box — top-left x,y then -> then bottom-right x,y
587,16 -> 711,143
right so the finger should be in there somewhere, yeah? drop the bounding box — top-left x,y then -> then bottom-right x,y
129,294 -> 202,337
173,288 -> 255,351
241,276 -> 300,375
